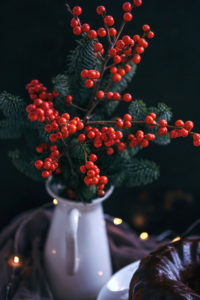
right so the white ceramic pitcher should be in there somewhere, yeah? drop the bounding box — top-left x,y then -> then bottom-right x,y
44,180 -> 114,300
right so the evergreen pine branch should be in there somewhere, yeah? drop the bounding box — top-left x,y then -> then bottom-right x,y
110,158 -> 159,187
0,92 -> 26,119
0,119 -> 23,139
129,99 -> 147,120
52,74 -> 70,97
8,150 -> 42,181
66,37 -> 101,105
148,102 -> 172,145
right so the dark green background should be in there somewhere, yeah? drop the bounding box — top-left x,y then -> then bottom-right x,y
0,0 -> 200,233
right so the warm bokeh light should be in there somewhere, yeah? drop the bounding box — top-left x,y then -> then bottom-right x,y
98,271 -> 103,276
140,232 -> 149,240
53,199 -> 58,205
113,218 -> 123,225
172,236 -> 181,243
13,256 -> 20,264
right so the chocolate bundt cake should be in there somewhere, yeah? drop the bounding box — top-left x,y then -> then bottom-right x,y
129,238 -> 200,300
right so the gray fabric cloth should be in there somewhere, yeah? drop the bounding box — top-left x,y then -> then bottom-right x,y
0,208 -> 166,300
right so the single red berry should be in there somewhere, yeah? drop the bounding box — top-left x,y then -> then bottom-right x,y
107,92 -> 114,99
175,120 -> 184,127
66,95 -> 73,103
118,68 -> 126,76
49,134 -> 58,143
113,92 -> 121,100
99,176 -> 108,184
96,6 -> 106,15
118,142 -> 126,151
147,31 -> 154,39
42,170 -> 51,178
116,118 -> 124,129
94,42 -> 103,52
184,120 -> 194,131
193,139 -> 200,147
109,28 -> 117,36
110,66 -> 118,74
146,133 -> 155,140
89,154 -> 97,162
124,121 -> 132,129
88,130 -> 96,139
124,64 -> 132,72
123,93 -> 132,102
133,34 -> 140,42
77,121 -> 84,130
159,119 -> 168,127
136,130 -> 144,142
35,160 -> 43,170
123,12 -> 133,22
133,0 -> 142,7
82,23 -> 90,33
124,114 -> 132,121
122,2 -> 132,11
68,124 -> 77,134
85,161 -> 94,169
78,134 -> 86,143
70,17 -> 79,28
193,133 -> 200,140
107,147 -> 114,155
136,46 -> 144,54
96,90 -> 105,99
113,55 -> 121,64
149,112 -> 156,119
179,128 -> 189,137
109,48 -> 117,57
116,131 -> 123,139
80,165 -> 87,173
73,26 -> 82,35
140,139 -> 149,147
98,190 -> 105,197
87,169 -> 96,178
88,30 -> 97,39
112,73 -> 122,82
142,24 -> 150,32
132,54 -> 141,64
97,27 -> 107,37
72,6 -> 82,16
81,69 -> 88,78
104,15 -> 114,26
62,113 -> 70,120
116,40 -> 125,49
85,79 -> 94,88
145,115 -> 154,125
52,90 -> 59,97
158,127 -> 168,136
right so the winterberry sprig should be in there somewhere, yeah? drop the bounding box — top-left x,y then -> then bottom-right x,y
24,1 -> 200,198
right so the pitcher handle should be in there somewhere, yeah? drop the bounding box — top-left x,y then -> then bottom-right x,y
66,208 -> 80,275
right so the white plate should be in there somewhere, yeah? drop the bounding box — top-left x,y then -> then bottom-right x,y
97,260 -> 140,300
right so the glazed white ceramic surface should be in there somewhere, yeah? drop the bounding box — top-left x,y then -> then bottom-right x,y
97,260 -> 140,300
44,180 -> 114,300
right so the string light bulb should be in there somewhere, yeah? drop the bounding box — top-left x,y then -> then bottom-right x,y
172,236 -> 181,243
52,199 -> 58,205
113,218 -> 123,225
8,255 -> 21,268
140,232 -> 149,241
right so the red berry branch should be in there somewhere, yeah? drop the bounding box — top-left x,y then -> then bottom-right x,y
24,1 -> 200,198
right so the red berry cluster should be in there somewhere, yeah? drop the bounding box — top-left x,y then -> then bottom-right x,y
65,95 -> 73,106
80,154 -> 108,197
35,145 -> 61,178
81,69 -> 101,88
128,131 -> 155,148
26,80 -> 60,122
170,120 -> 194,139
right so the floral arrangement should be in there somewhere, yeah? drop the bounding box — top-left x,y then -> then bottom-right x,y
0,0 -> 199,202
